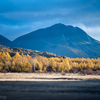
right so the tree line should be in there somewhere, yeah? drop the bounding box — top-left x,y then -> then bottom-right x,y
0,52 -> 100,74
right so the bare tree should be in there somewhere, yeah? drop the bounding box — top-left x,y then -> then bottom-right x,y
33,54 -> 38,72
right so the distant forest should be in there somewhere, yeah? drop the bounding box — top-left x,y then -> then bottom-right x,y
0,51 -> 100,75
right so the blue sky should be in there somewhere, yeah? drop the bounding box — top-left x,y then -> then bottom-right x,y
0,0 -> 100,41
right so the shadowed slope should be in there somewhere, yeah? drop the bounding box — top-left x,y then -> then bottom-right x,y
12,23 -> 100,58
0,35 -> 12,47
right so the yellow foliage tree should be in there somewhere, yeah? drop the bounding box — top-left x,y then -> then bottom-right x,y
35,61 -> 42,72
49,58 -> 57,72
63,58 -> 71,72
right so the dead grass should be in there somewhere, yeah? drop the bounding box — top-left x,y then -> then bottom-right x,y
0,73 -> 100,81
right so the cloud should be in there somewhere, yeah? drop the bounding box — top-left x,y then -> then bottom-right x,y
74,24 -> 100,41
0,0 -> 99,13
82,26 -> 100,41
0,0 -> 100,40
0,0 -> 100,26
0,24 -> 32,40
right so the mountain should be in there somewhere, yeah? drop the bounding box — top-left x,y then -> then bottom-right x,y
0,35 -> 12,47
11,23 -> 100,58
0,23 -> 100,58
0,43 -> 6,48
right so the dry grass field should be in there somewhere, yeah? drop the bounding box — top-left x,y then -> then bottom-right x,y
0,73 -> 100,100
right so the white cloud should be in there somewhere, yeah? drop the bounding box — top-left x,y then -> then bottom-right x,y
75,24 -> 100,41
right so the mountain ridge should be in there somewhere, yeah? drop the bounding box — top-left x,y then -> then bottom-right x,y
0,23 -> 100,58
0,35 -> 12,47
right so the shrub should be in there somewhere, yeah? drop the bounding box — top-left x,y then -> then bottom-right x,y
2,69 -> 7,73
81,68 -> 94,75
69,68 -> 78,73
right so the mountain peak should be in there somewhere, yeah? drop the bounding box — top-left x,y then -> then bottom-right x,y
48,23 -> 75,33
53,23 -> 65,25
51,23 -> 73,28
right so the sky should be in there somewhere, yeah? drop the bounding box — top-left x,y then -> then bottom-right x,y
0,0 -> 100,41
